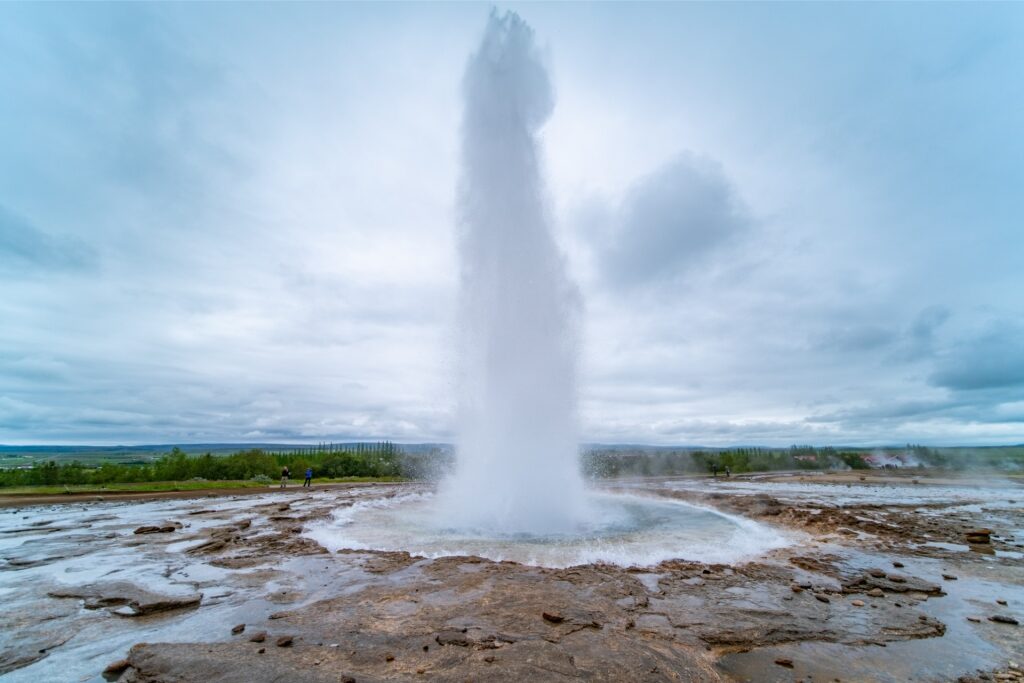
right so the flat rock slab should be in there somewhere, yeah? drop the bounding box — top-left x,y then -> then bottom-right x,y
48,581 -> 202,616
843,573 -> 944,596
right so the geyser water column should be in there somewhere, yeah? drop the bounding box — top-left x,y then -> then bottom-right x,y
436,11 -> 587,535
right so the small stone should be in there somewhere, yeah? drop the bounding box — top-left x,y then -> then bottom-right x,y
775,658 -> 794,668
340,677 -> 356,683
103,659 -> 131,675
436,631 -> 471,647
868,569 -> 886,578
942,574 -> 957,581
484,656 -> 495,663
791,585 -> 804,593
892,561 -> 905,568
989,615 -> 1019,625
798,582 -> 812,589
867,588 -> 885,598
417,668 -> 425,674
385,653 -> 395,662
889,576 -> 907,584
258,647 -> 265,654
851,600 -> 865,607
967,616 -> 982,623
542,611 -> 564,623
918,615 -> 928,621
997,599 -> 1008,605
276,636 -> 294,647
231,623 -> 245,634
249,631 -> 267,643
815,594 -> 830,603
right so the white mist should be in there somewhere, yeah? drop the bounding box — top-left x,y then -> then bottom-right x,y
436,11 -> 587,535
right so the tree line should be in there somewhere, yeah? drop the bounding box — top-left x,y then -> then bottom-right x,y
0,442 -> 405,488
583,446 -> 871,478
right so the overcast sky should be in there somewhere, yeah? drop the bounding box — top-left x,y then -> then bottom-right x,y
1,3 -> 1022,446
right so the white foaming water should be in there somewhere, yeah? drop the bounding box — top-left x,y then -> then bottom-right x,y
434,11 -> 586,535
308,491 -> 792,568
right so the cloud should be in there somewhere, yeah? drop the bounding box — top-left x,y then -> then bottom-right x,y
1,4 -> 1023,446
597,153 -> 750,288
811,324 -> 897,353
0,204 -> 96,273
909,305 -> 951,344
930,320 -> 1024,391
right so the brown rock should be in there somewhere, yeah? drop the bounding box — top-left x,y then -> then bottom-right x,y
436,630 -> 471,647
997,599 -> 1008,606
791,585 -> 804,593
989,615 -> 1019,625
134,522 -> 181,534
257,647 -> 265,654
892,561 -> 905,568
815,594 -> 830,603
49,582 -> 202,617
103,658 -> 131,675
851,600 -> 865,607
867,588 -> 885,597
967,616 -> 982,623
275,636 -> 293,647
248,631 -> 267,643
868,569 -> 886,578
385,653 -> 395,662
542,611 -> 564,623
231,623 -> 245,635
775,658 -> 794,668
966,528 -> 993,544
942,574 -> 957,581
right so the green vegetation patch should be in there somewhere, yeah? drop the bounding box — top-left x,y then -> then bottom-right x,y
0,443 -> 407,489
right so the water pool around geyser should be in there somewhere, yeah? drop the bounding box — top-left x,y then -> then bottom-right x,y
305,491 -> 791,568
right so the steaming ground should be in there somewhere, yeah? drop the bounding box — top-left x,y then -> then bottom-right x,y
305,490 -> 791,567
2,471 -> 1022,683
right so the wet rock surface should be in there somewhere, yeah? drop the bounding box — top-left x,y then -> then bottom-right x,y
1,474 -> 1021,682
48,581 -> 203,616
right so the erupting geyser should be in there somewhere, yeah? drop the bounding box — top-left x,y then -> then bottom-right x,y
309,12 -> 792,566
435,10 -> 587,535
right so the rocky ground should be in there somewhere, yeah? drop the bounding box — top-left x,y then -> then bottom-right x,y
0,472 -> 1021,682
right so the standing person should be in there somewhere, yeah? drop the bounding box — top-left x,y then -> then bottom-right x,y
280,465 -> 290,488
303,467 -> 313,488
711,464 -> 718,479
725,466 -> 731,478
